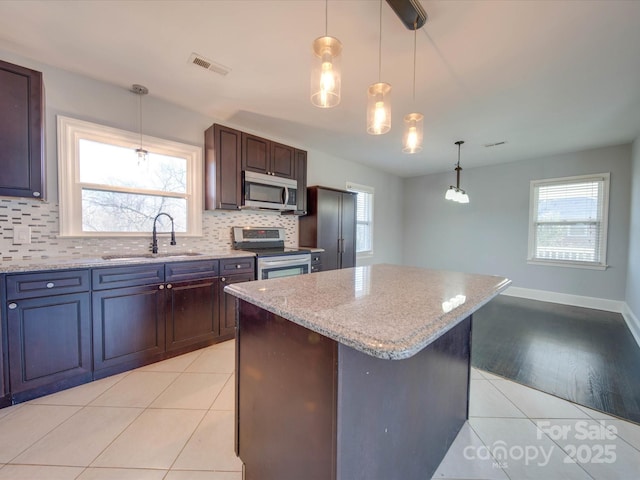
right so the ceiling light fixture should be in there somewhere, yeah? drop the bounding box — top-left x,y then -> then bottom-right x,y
445,141 -> 470,204
367,0 -> 391,135
311,0 -> 342,108
131,83 -> 149,162
402,20 -> 423,154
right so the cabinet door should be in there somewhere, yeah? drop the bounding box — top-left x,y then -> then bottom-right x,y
7,293 -> 92,397
219,273 -> 255,338
0,275 -> 8,405
295,149 -> 308,214
317,188 -> 342,271
270,142 -> 296,179
340,192 -> 357,269
166,277 -> 219,352
92,284 -> 165,374
0,59 -> 44,199
242,133 -> 270,175
205,124 -> 242,210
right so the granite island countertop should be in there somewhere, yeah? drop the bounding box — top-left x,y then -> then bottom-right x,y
225,263 -> 510,360
0,249 -> 256,273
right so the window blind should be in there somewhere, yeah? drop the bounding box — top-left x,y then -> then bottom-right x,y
530,174 -> 609,266
346,182 -> 374,255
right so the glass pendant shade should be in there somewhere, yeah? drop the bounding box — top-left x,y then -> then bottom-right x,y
402,113 -> 423,153
445,187 -> 456,201
367,82 -> 391,135
311,36 -> 342,108
136,147 -> 148,162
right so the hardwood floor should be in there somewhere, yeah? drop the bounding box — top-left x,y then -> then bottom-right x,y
472,294 -> 640,424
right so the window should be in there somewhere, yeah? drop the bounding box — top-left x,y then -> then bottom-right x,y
346,182 -> 374,256
528,173 -> 610,269
57,116 -> 202,237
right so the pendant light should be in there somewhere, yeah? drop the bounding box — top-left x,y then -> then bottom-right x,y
311,0 -> 342,108
131,84 -> 149,162
402,20 -> 423,154
367,0 -> 391,135
445,141 -> 470,204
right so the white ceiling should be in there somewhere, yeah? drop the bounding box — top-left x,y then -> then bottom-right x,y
1,0 -> 640,177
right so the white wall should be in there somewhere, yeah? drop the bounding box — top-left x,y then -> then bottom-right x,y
402,144 -> 632,301
306,151 -> 404,266
627,137 -> 640,316
0,49 -> 403,264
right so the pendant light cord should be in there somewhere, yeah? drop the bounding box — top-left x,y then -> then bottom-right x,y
378,0 -> 382,82
138,93 -> 143,148
325,0 -> 328,36
412,19 -> 417,102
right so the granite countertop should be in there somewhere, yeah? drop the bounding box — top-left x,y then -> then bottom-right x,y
0,249 -> 256,273
225,264 -> 510,360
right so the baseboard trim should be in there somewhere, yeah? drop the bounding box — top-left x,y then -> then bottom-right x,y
501,286 -> 624,313
622,304 -> 640,348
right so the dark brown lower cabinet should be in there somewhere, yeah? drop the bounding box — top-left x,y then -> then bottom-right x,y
219,273 -> 255,339
92,284 -> 165,377
166,277 -> 219,352
8,292 -> 92,402
0,275 -> 8,407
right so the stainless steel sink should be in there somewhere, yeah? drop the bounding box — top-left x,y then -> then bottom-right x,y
102,252 -> 203,261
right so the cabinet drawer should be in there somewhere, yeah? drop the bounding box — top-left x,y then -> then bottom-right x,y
6,269 -> 90,300
220,257 -> 255,276
311,253 -> 323,265
92,264 -> 165,290
165,260 -> 219,282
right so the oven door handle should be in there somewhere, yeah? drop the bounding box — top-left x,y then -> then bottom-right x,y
261,258 -> 306,267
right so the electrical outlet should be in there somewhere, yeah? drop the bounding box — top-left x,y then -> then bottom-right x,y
13,225 -> 31,245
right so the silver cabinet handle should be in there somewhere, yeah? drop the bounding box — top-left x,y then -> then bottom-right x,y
236,264 -> 242,269
46,282 -> 55,288
8,303 -> 17,310
33,191 -> 41,197
159,285 -> 165,290
166,284 -> 172,289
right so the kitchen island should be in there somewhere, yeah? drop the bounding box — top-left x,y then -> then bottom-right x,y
225,264 -> 510,480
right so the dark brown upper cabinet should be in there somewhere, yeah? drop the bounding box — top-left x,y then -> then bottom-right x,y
205,124 -> 307,212
205,124 -> 242,210
242,132 -> 296,180
295,149 -> 308,215
0,59 -> 45,200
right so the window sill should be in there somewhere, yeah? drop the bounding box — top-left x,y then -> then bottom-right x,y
527,259 -> 608,271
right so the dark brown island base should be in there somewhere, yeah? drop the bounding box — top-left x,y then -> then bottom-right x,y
225,264 -> 510,480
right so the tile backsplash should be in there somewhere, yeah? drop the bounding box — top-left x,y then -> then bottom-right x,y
0,198 -> 298,262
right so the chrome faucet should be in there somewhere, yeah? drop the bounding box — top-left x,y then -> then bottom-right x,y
151,212 -> 177,254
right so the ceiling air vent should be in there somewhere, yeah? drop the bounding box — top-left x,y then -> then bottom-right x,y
188,53 -> 231,76
484,141 -> 507,148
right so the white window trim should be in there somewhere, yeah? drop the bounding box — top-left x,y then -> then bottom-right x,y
346,181 -> 374,258
57,115 -> 203,237
527,173 -> 610,270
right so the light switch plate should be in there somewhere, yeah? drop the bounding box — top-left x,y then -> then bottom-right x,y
13,225 -> 31,245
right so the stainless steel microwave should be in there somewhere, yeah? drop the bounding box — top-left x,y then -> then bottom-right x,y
243,171 -> 297,211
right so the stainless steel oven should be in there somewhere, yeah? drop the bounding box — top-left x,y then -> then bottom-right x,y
256,254 -> 311,280
232,227 -> 311,279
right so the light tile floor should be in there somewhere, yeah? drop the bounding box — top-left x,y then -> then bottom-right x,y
0,340 -> 638,479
